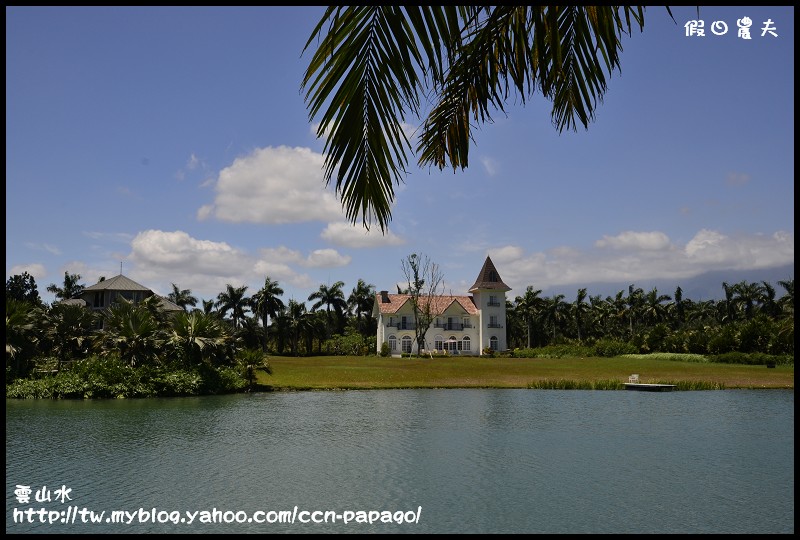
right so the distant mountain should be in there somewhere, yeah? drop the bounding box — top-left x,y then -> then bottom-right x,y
539,263 -> 794,303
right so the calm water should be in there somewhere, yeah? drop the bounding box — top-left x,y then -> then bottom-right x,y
6,389 -> 794,534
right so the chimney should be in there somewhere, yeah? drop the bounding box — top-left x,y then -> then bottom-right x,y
380,290 -> 390,303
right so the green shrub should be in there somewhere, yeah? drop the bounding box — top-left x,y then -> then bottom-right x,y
592,339 -> 637,357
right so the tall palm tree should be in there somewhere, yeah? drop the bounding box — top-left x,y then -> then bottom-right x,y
641,287 -> 671,327
200,299 -> 216,315
347,279 -> 375,337
302,6 -> 670,230
285,299 -> 311,356
216,284 -> 250,331
572,288 -> 590,342
308,281 -> 347,339
542,294 -> 567,343
167,283 -> 198,311
625,285 -> 644,337
777,279 -> 794,318
514,285 -> 544,348
732,280 -> 766,320
46,271 -> 85,301
250,277 -> 285,352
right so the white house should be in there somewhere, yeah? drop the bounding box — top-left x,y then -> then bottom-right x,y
372,256 -> 511,356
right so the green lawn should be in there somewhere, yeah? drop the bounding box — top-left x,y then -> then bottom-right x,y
255,355 -> 794,390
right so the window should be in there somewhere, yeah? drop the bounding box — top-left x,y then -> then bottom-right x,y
488,295 -> 501,307
401,336 -> 412,353
489,315 -> 500,328
462,336 -> 471,352
93,291 -> 105,308
490,336 -> 499,351
388,335 -> 397,352
434,335 -> 443,351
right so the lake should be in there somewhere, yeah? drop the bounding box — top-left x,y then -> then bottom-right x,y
5,389 -> 794,533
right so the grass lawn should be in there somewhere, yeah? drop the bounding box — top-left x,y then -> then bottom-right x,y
254,355 -> 794,391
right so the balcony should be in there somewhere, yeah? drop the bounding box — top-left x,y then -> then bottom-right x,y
433,322 -> 467,331
387,322 -> 416,330
487,323 -> 503,328
487,300 -> 502,307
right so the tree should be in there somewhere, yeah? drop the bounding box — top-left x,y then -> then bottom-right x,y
97,297 -> 164,367
572,288 -> 590,342
216,284 -> 250,330
542,294 -> 567,342
167,283 -> 198,311
6,272 -> 42,305
250,277 -> 285,352
46,271 -> 85,301
777,279 -> 794,318
168,310 -> 234,367
302,6 -> 673,231
285,299 -> 311,356
348,278 -> 376,337
6,298 -> 36,378
401,253 -> 444,355
36,303 -> 98,371
514,285 -> 544,348
308,281 -> 347,340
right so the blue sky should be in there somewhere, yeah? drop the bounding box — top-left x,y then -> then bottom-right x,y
6,6 -> 794,307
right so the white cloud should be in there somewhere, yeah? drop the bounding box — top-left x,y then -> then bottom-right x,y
258,245 -> 350,268
487,229 -> 794,294
206,146 -> 345,224
307,249 -> 351,268
8,263 -> 46,281
320,222 -> 406,248
480,156 -> 499,177
121,230 -> 326,300
595,231 -> 672,251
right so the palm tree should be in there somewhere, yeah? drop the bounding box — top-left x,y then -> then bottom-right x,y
216,284 -> 250,331
97,297 -> 164,367
168,310 -> 233,366
777,279 -> 794,318
285,299 -> 310,356
625,285 -> 644,337
347,279 -> 375,337
572,288 -> 590,342
167,283 -> 198,311
514,286 -> 544,348
542,294 -> 567,343
6,298 -> 36,378
199,299 -> 216,315
302,6 -> 670,230
732,280 -> 766,320
250,277 -> 285,352
36,303 -> 98,371
46,271 -> 85,301
308,281 -> 347,340
641,287 -> 671,327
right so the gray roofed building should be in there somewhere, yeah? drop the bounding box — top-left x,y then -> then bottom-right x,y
74,274 -> 184,327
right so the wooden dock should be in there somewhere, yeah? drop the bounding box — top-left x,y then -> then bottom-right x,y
624,374 -> 676,391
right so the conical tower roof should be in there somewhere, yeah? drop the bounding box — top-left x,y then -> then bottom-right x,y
468,256 -> 510,292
